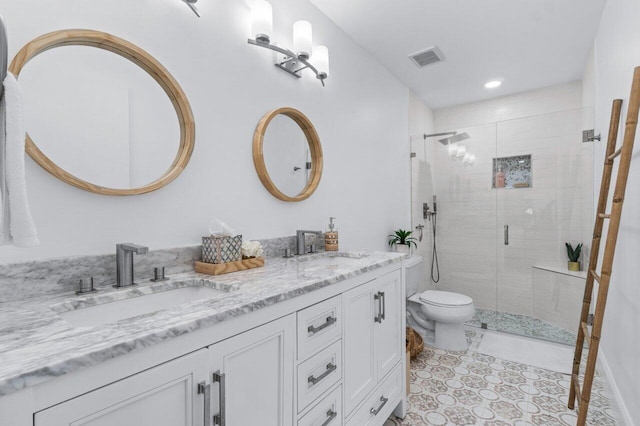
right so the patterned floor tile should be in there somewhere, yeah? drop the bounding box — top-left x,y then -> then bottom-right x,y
385,329 -> 620,426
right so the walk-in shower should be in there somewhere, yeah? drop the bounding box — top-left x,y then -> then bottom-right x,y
411,107 -> 594,346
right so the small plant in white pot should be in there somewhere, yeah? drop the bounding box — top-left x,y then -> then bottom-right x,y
388,229 -> 417,254
565,242 -> 583,271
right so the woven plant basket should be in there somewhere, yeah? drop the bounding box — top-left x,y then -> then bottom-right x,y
406,327 -> 424,359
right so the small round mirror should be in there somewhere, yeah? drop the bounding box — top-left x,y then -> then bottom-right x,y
253,108 -> 323,202
9,30 -> 195,196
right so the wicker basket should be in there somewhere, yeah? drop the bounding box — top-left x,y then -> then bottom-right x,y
406,327 -> 424,359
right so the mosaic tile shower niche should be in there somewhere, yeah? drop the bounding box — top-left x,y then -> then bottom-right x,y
492,154 -> 532,189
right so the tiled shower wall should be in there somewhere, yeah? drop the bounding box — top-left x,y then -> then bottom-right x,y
412,82 -> 594,336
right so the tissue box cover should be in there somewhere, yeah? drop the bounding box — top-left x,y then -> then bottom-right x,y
202,235 -> 242,264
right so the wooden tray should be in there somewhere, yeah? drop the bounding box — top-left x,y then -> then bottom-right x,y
195,257 -> 265,276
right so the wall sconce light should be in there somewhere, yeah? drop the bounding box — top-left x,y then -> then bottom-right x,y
248,0 -> 329,86
182,0 -> 200,17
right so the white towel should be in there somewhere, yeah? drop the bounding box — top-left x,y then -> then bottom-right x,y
0,73 -> 38,247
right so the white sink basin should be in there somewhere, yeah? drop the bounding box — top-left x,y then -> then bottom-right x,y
57,286 -> 228,327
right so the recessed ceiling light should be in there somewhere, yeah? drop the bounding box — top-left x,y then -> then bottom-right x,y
485,80 -> 502,89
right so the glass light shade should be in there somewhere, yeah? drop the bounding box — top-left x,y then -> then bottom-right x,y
456,145 -> 466,158
448,144 -> 458,157
293,21 -> 313,59
312,45 -> 329,78
468,154 -> 476,164
462,152 -> 471,164
251,0 -> 272,43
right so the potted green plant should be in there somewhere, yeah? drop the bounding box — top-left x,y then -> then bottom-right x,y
388,229 -> 418,254
565,242 -> 583,271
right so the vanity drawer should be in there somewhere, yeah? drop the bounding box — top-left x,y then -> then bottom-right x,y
346,364 -> 402,426
297,340 -> 342,412
297,295 -> 342,360
298,385 -> 342,426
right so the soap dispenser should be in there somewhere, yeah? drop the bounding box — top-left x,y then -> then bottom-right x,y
325,217 -> 339,251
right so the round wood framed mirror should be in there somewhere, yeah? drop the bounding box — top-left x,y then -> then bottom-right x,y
9,29 -> 195,196
253,107 -> 323,202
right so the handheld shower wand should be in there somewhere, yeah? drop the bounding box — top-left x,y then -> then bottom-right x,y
430,195 -> 440,283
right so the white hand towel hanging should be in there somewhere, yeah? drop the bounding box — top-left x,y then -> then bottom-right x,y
0,72 -> 39,247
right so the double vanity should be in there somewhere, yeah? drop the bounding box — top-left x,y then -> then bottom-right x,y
0,251 -> 406,426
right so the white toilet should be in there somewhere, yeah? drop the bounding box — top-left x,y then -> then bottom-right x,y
404,255 -> 475,351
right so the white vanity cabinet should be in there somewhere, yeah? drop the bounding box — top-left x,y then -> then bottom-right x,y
206,314 -> 295,426
33,315 -> 296,426
5,261 -> 405,426
34,349 -> 209,426
342,269 -> 403,421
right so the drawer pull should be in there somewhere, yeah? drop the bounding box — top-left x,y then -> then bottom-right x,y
307,362 -> 337,386
321,409 -> 337,426
370,395 -> 389,416
308,316 -> 337,334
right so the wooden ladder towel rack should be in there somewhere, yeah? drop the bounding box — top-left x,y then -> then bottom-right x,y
568,66 -> 640,425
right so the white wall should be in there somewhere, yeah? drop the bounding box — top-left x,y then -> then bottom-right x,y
590,0 -> 640,423
435,81 -> 583,131
0,0 -> 410,262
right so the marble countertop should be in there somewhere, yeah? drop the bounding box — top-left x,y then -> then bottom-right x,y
0,251 -> 403,397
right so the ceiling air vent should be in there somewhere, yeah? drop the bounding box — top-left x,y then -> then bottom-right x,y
409,46 -> 445,68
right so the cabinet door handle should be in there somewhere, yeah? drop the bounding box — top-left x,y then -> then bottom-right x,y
307,362 -> 337,386
369,395 -> 389,415
379,291 -> 386,321
374,292 -> 382,323
308,316 -> 337,334
197,382 -> 211,426
374,291 -> 385,323
212,371 -> 226,426
321,409 -> 338,426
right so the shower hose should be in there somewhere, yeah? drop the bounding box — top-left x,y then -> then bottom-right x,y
431,214 -> 440,283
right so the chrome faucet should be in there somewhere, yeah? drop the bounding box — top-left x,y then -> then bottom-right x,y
296,230 -> 323,255
115,243 -> 149,288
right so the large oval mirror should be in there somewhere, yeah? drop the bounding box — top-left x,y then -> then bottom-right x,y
9,30 -> 195,196
253,108 -> 323,202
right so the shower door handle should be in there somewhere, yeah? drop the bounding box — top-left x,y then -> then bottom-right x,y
504,225 -> 509,246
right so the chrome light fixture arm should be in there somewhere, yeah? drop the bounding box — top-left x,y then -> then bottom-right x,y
248,38 -> 327,86
183,0 -> 200,17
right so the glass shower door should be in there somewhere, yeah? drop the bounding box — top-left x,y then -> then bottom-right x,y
410,123 -> 500,331
494,107 -> 594,345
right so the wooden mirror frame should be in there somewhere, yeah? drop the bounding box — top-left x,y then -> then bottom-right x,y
253,107 -> 323,202
9,29 -> 195,196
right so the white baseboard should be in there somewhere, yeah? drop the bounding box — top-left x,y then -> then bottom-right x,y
597,349 -> 635,426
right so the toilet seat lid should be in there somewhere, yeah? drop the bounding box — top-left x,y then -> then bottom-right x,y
419,290 -> 473,307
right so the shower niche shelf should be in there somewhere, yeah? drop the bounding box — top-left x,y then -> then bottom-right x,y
492,154 -> 532,189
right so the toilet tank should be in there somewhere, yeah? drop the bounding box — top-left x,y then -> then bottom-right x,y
404,255 -> 424,297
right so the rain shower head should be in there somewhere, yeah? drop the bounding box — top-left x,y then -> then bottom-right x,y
438,132 -> 470,145
423,131 -> 457,140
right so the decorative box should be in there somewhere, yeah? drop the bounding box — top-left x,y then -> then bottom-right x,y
202,234 -> 242,264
